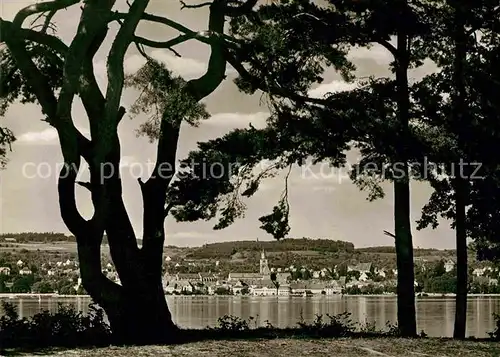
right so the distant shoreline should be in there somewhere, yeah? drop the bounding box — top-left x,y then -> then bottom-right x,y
2,293 -> 500,299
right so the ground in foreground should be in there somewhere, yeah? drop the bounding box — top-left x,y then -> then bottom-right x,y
4,338 -> 500,357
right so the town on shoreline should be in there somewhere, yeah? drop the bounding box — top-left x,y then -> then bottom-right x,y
2,235 -> 500,297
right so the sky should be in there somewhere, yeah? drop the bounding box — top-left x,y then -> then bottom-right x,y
0,0 -> 455,249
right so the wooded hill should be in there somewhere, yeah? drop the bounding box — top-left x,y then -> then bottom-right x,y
0,233 -> 468,271
0,233 -> 143,246
184,238 -> 355,259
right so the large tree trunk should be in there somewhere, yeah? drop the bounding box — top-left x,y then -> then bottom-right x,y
393,0 -> 417,337
59,128 -> 180,344
452,2 -> 468,340
75,227 -> 179,345
393,178 -> 417,337
453,177 -> 468,339
104,281 -> 178,344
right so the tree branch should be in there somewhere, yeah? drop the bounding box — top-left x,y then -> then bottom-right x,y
104,0 -> 150,136
113,11 -> 240,50
384,230 -> 396,239
55,0 -> 117,186
13,0 -> 80,28
186,0 -> 227,100
226,53 -> 329,106
134,33 -> 192,56
164,202 -> 175,218
23,28 -> 67,54
180,1 -> 212,9
2,25 -> 59,120
41,9 -> 57,33
76,181 -> 92,191
376,39 -> 398,58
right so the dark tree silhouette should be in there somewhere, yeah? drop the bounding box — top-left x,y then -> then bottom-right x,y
170,0 -> 444,337
413,0 -> 500,339
0,0 -> 258,344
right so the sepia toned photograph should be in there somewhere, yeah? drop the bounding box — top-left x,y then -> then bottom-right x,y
1,0 -> 500,356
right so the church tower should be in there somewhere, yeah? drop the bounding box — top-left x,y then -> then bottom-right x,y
260,249 -> 270,276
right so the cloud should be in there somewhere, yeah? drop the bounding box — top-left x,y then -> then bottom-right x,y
204,112 -> 269,128
167,231 -> 217,240
17,128 -> 59,144
16,127 -> 90,145
347,42 -> 394,65
312,186 -> 337,193
94,49 -> 235,82
308,80 -> 359,98
123,50 -> 208,78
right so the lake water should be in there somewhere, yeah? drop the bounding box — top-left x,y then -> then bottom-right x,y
1,295 -> 499,338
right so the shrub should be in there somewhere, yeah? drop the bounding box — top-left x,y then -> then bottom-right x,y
0,301 -> 111,348
213,315 -> 250,331
296,312 -> 356,337
488,313 -> 500,340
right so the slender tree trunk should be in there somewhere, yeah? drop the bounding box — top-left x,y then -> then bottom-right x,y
452,1 -> 468,340
393,178 -> 417,337
393,0 -> 417,337
453,176 -> 468,339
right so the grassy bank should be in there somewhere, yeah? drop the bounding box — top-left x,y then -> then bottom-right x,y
2,301 -> 500,356
3,338 -> 500,357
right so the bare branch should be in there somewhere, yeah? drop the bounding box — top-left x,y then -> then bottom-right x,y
104,0 -> 150,134
113,11 -> 240,50
134,33 -> 192,57
384,230 -> 396,239
376,39 -> 398,58
56,0 -> 117,169
76,181 -> 92,191
13,0 -> 80,28
41,9 -> 57,33
0,20 -> 68,54
180,1 -> 212,9
282,163 -> 292,203
185,0 -> 226,100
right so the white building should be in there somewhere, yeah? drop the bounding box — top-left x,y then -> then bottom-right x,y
19,267 -> 32,275
251,284 -> 277,296
444,260 -> 455,273
325,283 -> 342,295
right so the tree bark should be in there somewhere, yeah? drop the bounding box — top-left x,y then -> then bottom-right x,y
393,0 -> 417,337
57,128 -> 179,344
3,0 -> 235,345
453,176 -> 468,339
393,178 -> 417,337
105,280 -> 178,345
452,1 -> 468,340
66,195 -> 179,344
